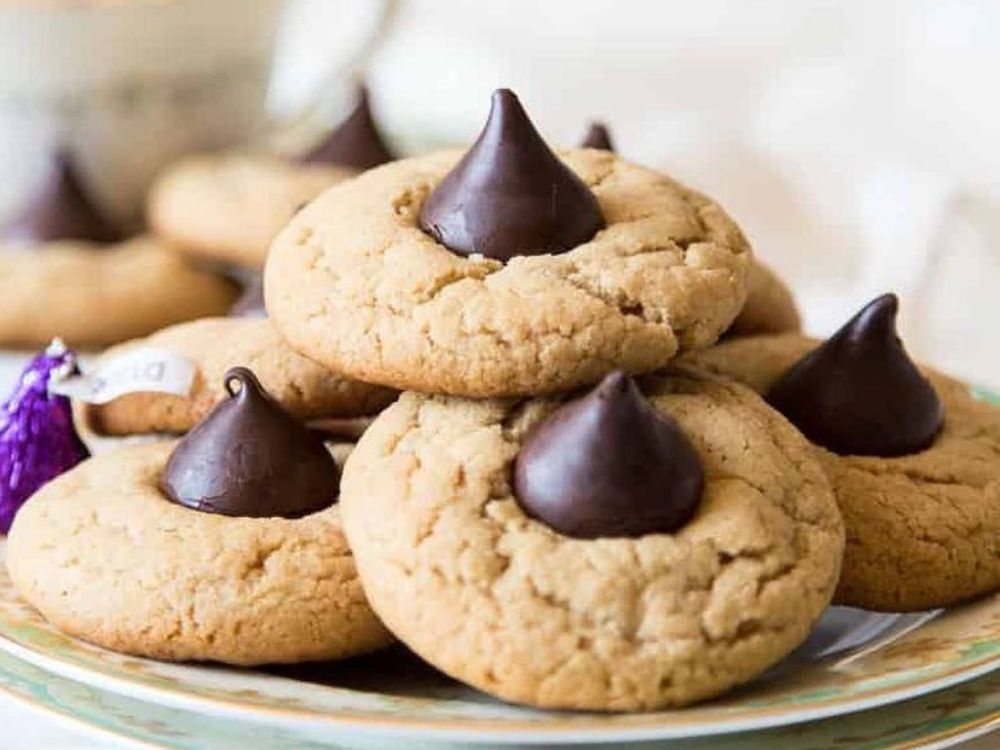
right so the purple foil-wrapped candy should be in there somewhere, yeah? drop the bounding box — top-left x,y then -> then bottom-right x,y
0,340 -> 88,533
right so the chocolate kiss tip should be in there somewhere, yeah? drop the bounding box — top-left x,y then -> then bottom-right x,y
513,370 -> 704,539
846,293 -> 898,343
2,150 -> 122,246
580,122 -> 615,152
767,293 -> 943,457
418,88 -> 605,262
299,86 -> 395,170
161,367 -> 339,519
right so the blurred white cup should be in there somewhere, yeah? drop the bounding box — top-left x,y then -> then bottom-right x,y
0,0 -> 396,228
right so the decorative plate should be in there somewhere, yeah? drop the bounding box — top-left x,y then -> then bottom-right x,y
0,646 -> 995,750
0,552 -> 996,746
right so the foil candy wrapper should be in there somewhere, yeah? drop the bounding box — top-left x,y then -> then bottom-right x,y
0,339 -> 88,533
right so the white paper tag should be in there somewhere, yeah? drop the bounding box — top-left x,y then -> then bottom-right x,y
50,347 -> 196,404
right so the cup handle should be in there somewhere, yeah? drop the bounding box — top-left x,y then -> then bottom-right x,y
264,0 -> 403,152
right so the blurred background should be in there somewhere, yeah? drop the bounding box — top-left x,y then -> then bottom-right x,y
3,0 -> 999,382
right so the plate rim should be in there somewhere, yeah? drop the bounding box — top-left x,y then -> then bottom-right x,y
0,646 -> 996,750
0,622 -> 996,743
0,652 -> 166,750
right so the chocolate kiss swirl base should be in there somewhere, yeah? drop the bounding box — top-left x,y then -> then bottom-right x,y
161,367 -> 339,518
2,151 -> 122,246
514,371 -> 703,538
419,89 -> 605,261
300,86 -> 395,170
766,293 -> 942,457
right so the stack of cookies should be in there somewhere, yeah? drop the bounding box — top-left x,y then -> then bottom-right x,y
5,88 -> 998,714
66,89 -> 402,450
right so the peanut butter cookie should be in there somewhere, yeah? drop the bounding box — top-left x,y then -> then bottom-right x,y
8,372 -> 392,666
0,237 -> 237,349
148,154 -> 352,269
685,306 -> 1000,611
82,317 -> 395,437
340,370 -> 843,710
267,91 -> 751,397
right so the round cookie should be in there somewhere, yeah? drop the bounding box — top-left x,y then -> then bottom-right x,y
340,370 -> 844,710
570,123 -> 794,340
726,261 -> 801,337
82,317 -> 396,437
7,440 -> 392,665
266,147 -> 751,397
685,333 -> 1000,611
148,154 -> 353,269
0,237 -> 238,349
580,122 -> 793,341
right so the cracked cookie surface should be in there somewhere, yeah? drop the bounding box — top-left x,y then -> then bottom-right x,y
149,154 -> 354,269
0,237 -> 237,348
684,334 -> 1000,611
7,442 -> 392,665
340,370 -> 843,710
266,149 -> 752,397
83,317 -> 396,437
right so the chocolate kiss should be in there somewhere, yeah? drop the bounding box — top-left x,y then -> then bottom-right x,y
299,87 -> 395,170
767,294 -> 943,457
513,371 -> 703,539
2,151 -> 122,245
419,89 -> 605,261
229,277 -> 266,318
580,122 -> 615,152
161,367 -> 339,518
